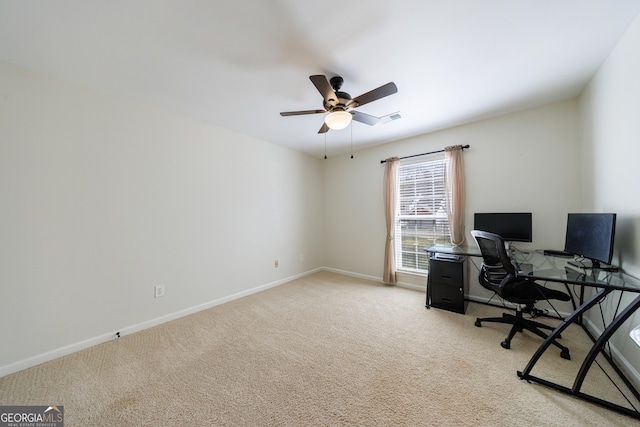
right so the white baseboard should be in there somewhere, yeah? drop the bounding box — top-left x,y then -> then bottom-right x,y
321,267 -> 426,292
0,268 -> 323,378
322,267 -> 382,284
0,330 -> 120,379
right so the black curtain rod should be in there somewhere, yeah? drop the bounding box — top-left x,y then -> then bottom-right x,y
380,144 -> 470,164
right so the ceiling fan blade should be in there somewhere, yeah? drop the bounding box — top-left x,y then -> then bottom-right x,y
351,111 -> 381,126
317,122 -> 329,134
280,109 -> 326,116
348,82 -> 398,108
309,75 -> 337,103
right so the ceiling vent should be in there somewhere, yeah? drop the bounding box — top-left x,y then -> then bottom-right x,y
381,112 -> 402,124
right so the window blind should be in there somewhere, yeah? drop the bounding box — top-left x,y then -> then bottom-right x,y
394,157 -> 450,273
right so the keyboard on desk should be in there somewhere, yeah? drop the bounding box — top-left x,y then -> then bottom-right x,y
543,249 -> 574,258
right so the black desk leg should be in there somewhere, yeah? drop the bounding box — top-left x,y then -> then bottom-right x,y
518,288 -> 611,377
573,293 -> 640,399
518,288 -> 640,419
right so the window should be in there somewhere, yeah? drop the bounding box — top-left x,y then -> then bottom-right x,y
395,156 -> 450,273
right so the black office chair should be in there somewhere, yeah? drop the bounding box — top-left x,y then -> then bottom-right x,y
471,230 -> 571,359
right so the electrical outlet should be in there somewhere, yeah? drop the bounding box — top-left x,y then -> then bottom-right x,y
274,260 -> 279,268
154,285 -> 165,298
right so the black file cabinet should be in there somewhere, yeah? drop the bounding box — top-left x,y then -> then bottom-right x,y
426,253 -> 468,314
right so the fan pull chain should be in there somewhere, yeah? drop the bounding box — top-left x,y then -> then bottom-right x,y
324,133 -> 327,160
350,122 -> 354,159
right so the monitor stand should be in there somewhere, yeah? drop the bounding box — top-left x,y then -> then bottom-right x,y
568,259 -> 619,272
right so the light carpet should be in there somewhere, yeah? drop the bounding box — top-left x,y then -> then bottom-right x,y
0,271 -> 637,426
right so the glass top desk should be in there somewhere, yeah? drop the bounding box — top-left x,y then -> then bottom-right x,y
427,244 -> 635,288
427,244 -> 640,419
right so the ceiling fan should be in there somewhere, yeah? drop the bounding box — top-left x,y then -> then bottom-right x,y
280,75 -> 398,134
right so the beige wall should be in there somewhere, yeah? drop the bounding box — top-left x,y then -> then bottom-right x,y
0,62 -> 325,375
579,14 -> 640,278
322,99 -> 581,295
578,14 -> 640,385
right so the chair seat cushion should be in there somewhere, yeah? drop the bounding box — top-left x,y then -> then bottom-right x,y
503,279 -> 571,304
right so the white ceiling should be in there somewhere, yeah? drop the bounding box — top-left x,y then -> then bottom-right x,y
2,1 -> 640,158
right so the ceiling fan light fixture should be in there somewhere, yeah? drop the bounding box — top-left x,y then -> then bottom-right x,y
325,110 -> 352,130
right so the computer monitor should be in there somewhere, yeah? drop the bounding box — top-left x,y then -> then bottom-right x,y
473,213 -> 533,243
563,213 -> 616,269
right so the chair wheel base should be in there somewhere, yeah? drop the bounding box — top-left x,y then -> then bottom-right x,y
475,319 -> 482,327
561,348 -> 571,360
501,340 -> 511,349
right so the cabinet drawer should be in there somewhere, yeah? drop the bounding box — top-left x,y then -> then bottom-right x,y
431,283 -> 466,314
429,258 -> 464,285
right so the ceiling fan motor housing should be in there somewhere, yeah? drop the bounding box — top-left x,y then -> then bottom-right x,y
329,76 -> 344,91
323,76 -> 352,111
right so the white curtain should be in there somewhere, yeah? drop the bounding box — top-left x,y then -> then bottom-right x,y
445,145 -> 466,246
383,157 -> 399,284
